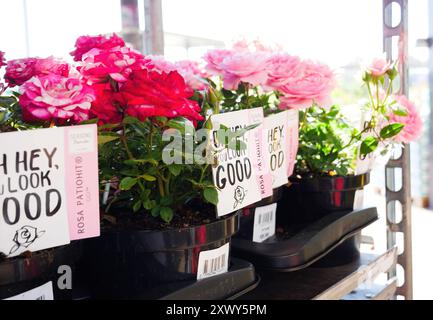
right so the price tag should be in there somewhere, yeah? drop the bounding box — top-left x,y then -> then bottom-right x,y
253,203 -> 277,243
4,282 -> 54,300
197,243 -> 229,280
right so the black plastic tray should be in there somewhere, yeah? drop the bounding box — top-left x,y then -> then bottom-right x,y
231,207 -> 378,271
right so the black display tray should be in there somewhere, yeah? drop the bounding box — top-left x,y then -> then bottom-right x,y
73,258 -> 259,300
231,207 -> 378,271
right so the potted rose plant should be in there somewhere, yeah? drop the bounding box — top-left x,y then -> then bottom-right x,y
283,58 -> 423,225
0,52 -> 94,300
67,35 -> 242,299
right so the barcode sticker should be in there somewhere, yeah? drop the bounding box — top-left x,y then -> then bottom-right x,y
197,243 -> 229,280
253,203 -> 277,243
4,281 -> 54,300
354,190 -> 364,210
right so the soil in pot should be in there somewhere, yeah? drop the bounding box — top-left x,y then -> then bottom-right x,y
82,203 -> 240,299
0,242 -> 83,300
280,173 -> 370,225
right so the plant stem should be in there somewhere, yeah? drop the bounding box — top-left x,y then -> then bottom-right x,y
121,125 -> 134,160
157,177 -> 165,197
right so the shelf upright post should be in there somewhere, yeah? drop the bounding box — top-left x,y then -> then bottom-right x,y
383,0 -> 413,300
143,0 -> 164,55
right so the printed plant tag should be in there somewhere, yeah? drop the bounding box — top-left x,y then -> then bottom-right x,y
286,110 -> 299,177
197,242 -> 230,280
253,203 -> 277,243
210,108 -> 264,216
0,125 -> 100,257
264,111 -> 291,188
4,282 -> 54,300
353,190 -> 364,210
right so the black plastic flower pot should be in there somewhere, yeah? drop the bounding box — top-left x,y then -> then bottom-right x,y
0,242 -> 83,300
281,173 -> 370,225
236,187 -> 283,241
83,211 -> 240,299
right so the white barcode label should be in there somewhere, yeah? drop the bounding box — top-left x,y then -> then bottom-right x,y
253,203 -> 277,243
4,281 -> 54,300
197,243 -> 229,280
353,190 -> 364,210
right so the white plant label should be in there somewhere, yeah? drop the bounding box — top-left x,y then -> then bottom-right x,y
4,281 -> 54,300
353,190 -> 364,210
264,111 -> 291,188
253,203 -> 277,243
210,108 -> 264,216
197,242 -> 230,280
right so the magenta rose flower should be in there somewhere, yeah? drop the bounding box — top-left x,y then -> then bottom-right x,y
175,60 -> 209,91
277,60 -> 336,109
70,33 -> 125,62
0,51 -> 6,68
388,95 -> 423,143
5,57 -> 70,87
78,46 -> 152,84
265,53 -> 303,90
367,58 -> 392,77
19,74 -> 95,124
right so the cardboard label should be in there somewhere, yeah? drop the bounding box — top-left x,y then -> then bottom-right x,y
286,110 -> 299,177
197,242 -> 229,280
0,125 -> 100,257
253,203 -> 277,243
210,109 -> 264,216
264,111 -> 291,188
4,282 -> 54,300
353,190 -> 364,210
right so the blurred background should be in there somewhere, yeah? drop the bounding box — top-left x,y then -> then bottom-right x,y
0,0 -> 432,299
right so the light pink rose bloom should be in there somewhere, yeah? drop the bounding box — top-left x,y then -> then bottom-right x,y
265,53 -> 303,90
203,49 -> 232,75
19,74 -> 95,124
367,58 -> 392,77
388,94 -> 423,143
5,57 -> 70,87
278,60 -> 336,109
219,51 -> 270,90
79,46 -> 152,84
146,55 -> 177,74
175,60 -> 209,91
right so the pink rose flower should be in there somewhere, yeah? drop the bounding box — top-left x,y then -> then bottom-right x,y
367,58 -> 392,77
78,46 -> 152,84
203,49 -> 232,75
0,51 -> 6,68
5,57 -> 70,87
19,74 -> 95,124
388,94 -> 423,143
218,51 -> 270,90
175,60 -> 209,91
277,60 -> 336,109
265,53 -> 303,89
70,33 -> 125,62
146,55 -> 177,74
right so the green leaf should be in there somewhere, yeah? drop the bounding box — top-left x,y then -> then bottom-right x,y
133,200 -> 142,212
124,158 -> 158,166
160,196 -> 173,206
143,199 -> 156,210
79,118 -> 99,125
123,116 -> 140,124
98,134 -> 119,145
203,187 -> 218,205
140,174 -> 157,182
392,107 -> 408,117
151,206 -> 160,217
380,123 -> 404,139
168,164 -> 182,176
360,136 -> 379,156
160,207 -> 174,223
119,177 -> 138,191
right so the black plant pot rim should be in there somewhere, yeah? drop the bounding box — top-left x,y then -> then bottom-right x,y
288,172 -> 370,192
99,210 -> 240,252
